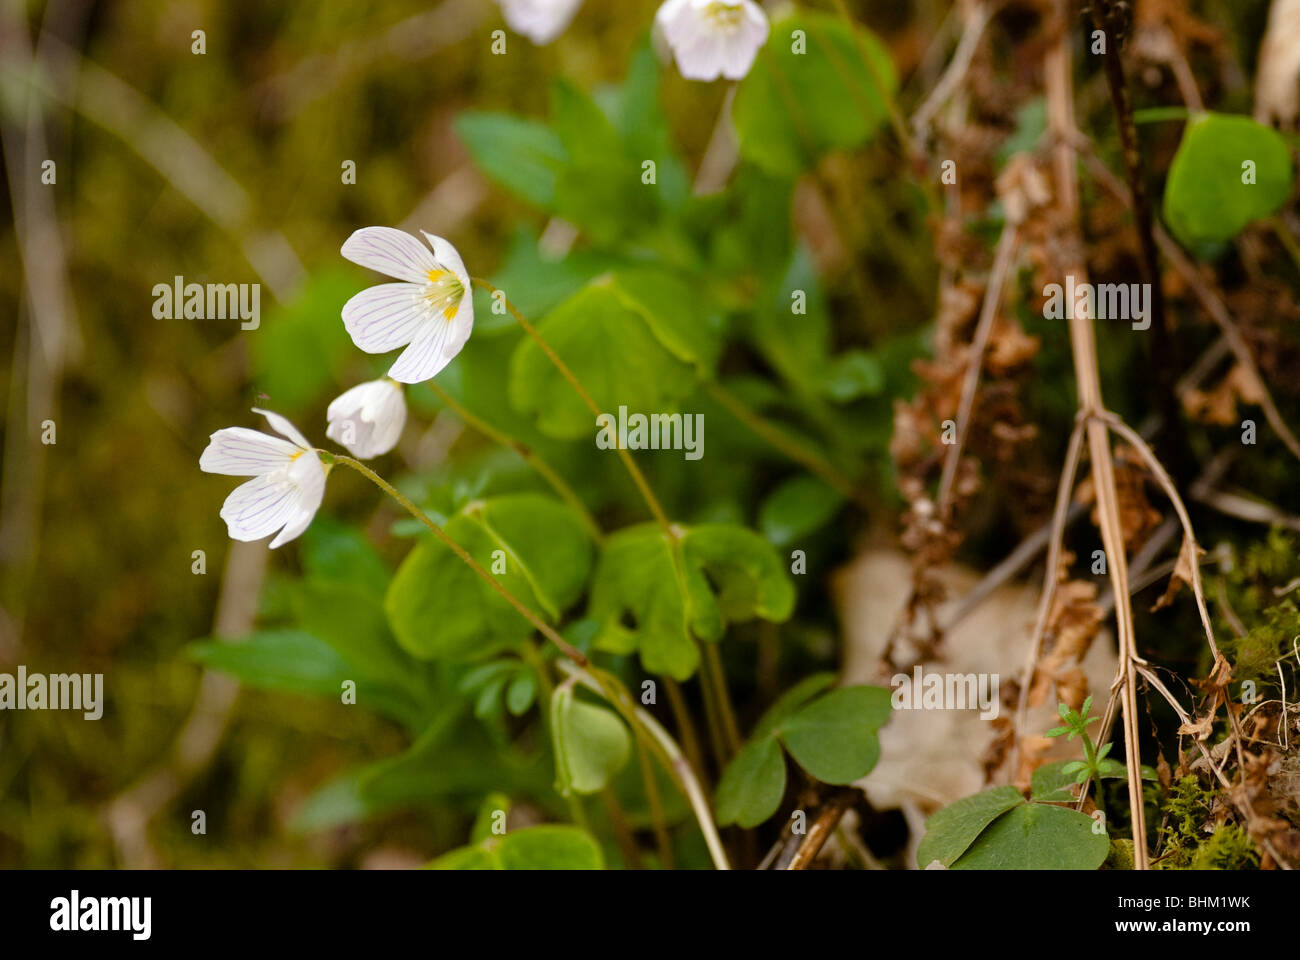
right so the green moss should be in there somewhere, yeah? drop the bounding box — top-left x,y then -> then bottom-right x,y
1157,776 -> 1259,869
1189,824 -> 1260,870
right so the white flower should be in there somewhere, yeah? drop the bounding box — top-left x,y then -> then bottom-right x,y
326,378 -> 407,459
497,0 -> 582,45
200,408 -> 326,549
340,227 -> 474,384
656,0 -> 769,82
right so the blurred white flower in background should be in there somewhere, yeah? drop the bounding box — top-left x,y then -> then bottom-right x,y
656,0 -> 769,82
497,0 -> 583,45
199,409 -> 326,548
326,378 -> 407,459
340,227 -> 475,384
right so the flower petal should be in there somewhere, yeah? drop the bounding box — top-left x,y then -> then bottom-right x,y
219,475 -> 309,543
252,408 -> 313,450
200,427 -> 299,476
421,232 -> 472,290
341,282 -> 431,354
386,314 -> 457,384
326,379 -> 406,458
341,226 -> 439,283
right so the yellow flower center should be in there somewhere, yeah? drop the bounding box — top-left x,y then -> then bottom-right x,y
424,268 -> 465,323
703,1 -> 744,29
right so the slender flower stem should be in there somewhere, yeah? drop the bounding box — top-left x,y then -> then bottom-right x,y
327,453 -> 588,667
425,380 -> 604,543
471,278 -> 677,542
521,643 -> 592,828
560,662 -> 731,870
700,642 -> 742,757
663,677 -> 707,783
635,735 -> 675,869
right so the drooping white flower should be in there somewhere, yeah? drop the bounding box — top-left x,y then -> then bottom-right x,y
497,0 -> 582,45
655,0 -> 764,81
200,408 -> 326,549
656,0 -> 769,82
326,378 -> 407,459
340,227 -> 474,384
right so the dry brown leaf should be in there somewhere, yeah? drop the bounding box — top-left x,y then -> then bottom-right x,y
1152,536 -> 1205,612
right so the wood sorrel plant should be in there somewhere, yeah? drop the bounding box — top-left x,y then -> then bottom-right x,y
187,0 -> 1299,872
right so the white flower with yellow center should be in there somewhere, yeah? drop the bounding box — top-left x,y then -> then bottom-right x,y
326,378 -> 407,459
497,0 -> 582,45
656,0 -> 769,82
200,409 -> 326,548
340,227 -> 474,384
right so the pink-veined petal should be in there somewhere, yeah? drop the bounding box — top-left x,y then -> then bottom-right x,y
341,283 -> 432,354
386,314 -> 457,384
341,226 -> 439,283
200,427 -> 299,477
219,475 -> 307,543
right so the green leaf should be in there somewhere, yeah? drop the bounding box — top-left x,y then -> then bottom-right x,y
753,673 -> 838,740
495,825 -> 605,869
289,579 -> 415,692
587,523 -> 796,680
951,802 -> 1110,870
758,476 -> 845,546
299,515 -> 390,597
588,524 -> 696,678
683,523 -> 797,640
715,737 -> 787,828
611,267 -> 723,376
915,785 -> 1024,868
506,668 -> 538,716
1097,758 -> 1129,780
471,793 -> 512,843
1030,761 -> 1078,803
385,494 -> 593,660
615,42 -> 690,214
188,630 -> 349,698
428,825 -> 604,870
916,786 -> 1026,868
733,11 -> 898,177
482,226 -> 618,331
1163,112 -> 1294,248
508,282 -> 697,440
777,686 -> 892,783
550,686 -> 632,796
550,78 -> 657,243
455,112 -> 565,209
823,350 -> 886,403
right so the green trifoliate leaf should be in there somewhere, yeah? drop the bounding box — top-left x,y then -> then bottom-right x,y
385,494 -> 593,660
915,786 -> 1026,868
777,685 -> 892,783
715,737 -> 787,828
950,803 -> 1110,870
587,522 -> 796,680
508,282 -> 696,440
